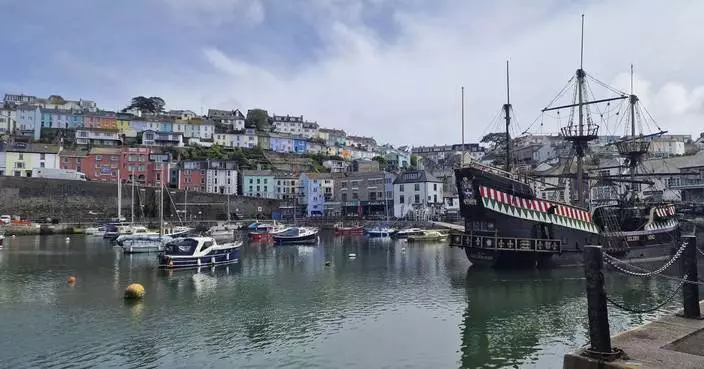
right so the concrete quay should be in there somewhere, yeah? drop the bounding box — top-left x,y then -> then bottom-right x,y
564,300 -> 704,369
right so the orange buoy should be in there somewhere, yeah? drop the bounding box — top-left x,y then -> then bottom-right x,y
68,276 -> 77,285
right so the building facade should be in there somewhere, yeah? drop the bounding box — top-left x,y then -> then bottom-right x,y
241,169 -> 277,198
393,170 -> 443,219
335,171 -> 394,218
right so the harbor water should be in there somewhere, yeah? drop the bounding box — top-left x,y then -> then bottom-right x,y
0,233 -> 691,368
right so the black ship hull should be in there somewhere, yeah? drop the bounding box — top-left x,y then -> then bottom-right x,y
451,164 -> 679,268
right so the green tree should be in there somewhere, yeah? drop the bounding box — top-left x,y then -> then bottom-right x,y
246,109 -> 270,131
480,132 -> 509,167
410,154 -> 418,168
123,96 -> 166,114
372,155 -> 387,167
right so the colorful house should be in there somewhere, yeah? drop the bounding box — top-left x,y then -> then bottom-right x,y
0,142 -> 62,177
293,138 -> 307,154
16,105 -> 41,139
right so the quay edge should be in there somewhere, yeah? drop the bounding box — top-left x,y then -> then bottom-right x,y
563,300 -> 704,369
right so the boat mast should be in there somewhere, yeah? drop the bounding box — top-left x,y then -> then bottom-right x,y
117,168 -> 122,221
629,64 -> 637,185
159,170 -> 164,237
461,85 -> 465,166
131,169 -> 135,224
503,60 -> 512,172
227,192 -> 231,222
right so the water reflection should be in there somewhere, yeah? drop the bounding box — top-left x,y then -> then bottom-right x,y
0,233 -> 693,369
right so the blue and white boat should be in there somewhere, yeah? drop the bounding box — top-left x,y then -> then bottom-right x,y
158,237 -> 242,269
366,225 -> 396,238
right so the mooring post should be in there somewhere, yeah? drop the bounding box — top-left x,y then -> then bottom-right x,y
681,235 -> 700,319
584,245 -> 612,355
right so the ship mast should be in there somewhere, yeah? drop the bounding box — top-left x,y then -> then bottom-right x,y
542,15 -> 629,207
503,60 -> 512,172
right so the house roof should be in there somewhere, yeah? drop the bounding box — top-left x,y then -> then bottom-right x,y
242,169 -> 275,176
90,147 -> 121,155
393,170 -> 440,184
0,142 -> 61,154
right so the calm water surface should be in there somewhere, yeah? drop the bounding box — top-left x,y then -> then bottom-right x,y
0,233 -> 688,368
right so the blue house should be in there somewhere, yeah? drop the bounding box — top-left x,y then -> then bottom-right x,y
68,113 -> 84,129
269,135 -> 294,153
299,172 -> 326,216
293,138 -> 307,154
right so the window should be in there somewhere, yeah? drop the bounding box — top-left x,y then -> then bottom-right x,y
264,179 -> 268,184
96,155 -> 103,160
341,193 -> 347,202
414,194 -> 420,203
399,195 -> 405,204
256,185 -> 260,191
352,191 -> 358,200
264,186 -> 268,193
341,181 -> 347,188
434,194 -> 438,203
18,153 -> 24,160
15,162 -> 24,169
433,183 -> 437,191
414,184 -> 420,191
428,196 -> 431,201
14,171 -> 21,177
40,162 -> 45,168
399,184 -> 404,192
40,153 -> 46,160
249,178 -> 253,184
370,192 -> 377,201
257,178 -> 260,184
387,191 -> 392,199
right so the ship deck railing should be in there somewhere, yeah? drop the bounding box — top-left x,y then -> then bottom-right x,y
462,160 -> 530,185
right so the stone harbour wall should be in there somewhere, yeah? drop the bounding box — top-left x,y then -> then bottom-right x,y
0,177 -> 280,223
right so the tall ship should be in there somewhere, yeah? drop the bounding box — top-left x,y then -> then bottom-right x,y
450,17 -> 680,268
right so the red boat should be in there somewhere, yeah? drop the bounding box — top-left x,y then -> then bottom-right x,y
334,223 -> 364,235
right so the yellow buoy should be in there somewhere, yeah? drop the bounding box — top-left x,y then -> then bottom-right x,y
124,283 -> 145,300
67,276 -> 77,285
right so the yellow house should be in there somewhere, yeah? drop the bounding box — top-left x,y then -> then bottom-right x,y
116,117 -> 131,134
0,143 -> 61,177
316,130 -> 329,142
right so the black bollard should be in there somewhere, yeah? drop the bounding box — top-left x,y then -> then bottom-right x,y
681,235 -> 700,319
584,245 -> 612,355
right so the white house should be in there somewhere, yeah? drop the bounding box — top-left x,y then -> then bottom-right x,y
649,137 -> 686,157
208,109 -> 245,131
76,129 -> 122,146
393,170 -> 444,219
214,129 -> 258,148
0,142 -> 61,177
271,115 -> 304,135
205,161 -> 238,195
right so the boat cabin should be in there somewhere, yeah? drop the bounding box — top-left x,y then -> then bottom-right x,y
164,237 -> 214,255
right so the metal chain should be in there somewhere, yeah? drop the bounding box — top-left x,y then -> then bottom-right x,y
605,274 -> 688,314
698,246 -> 704,257
602,240 -> 688,278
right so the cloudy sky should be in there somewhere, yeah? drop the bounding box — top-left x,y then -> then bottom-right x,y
2,0 -> 703,146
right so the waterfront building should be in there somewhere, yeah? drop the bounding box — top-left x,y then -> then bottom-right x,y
178,160 -> 207,192
85,147 -> 121,182
60,149 -> 93,176
274,172 -> 299,201
205,160 -> 238,195
299,172 -> 333,216
0,142 -> 61,177
334,171 -> 394,218
242,169 -> 277,198
392,170 -> 444,220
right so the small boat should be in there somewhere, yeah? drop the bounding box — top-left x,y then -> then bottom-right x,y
334,222 -> 364,235
164,225 -> 192,238
391,228 -> 425,239
84,226 -> 105,236
206,222 -> 241,240
272,227 -> 320,244
248,222 -> 286,240
158,237 -> 242,269
121,235 -> 171,253
366,225 -> 396,238
406,230 -> 448,242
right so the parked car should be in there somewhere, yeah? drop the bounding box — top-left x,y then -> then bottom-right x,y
0,215 -> 11,224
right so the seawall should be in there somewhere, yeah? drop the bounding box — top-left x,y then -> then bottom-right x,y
0,177 -> 280,222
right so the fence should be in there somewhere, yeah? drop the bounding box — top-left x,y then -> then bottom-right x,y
581,235 -> 700,361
